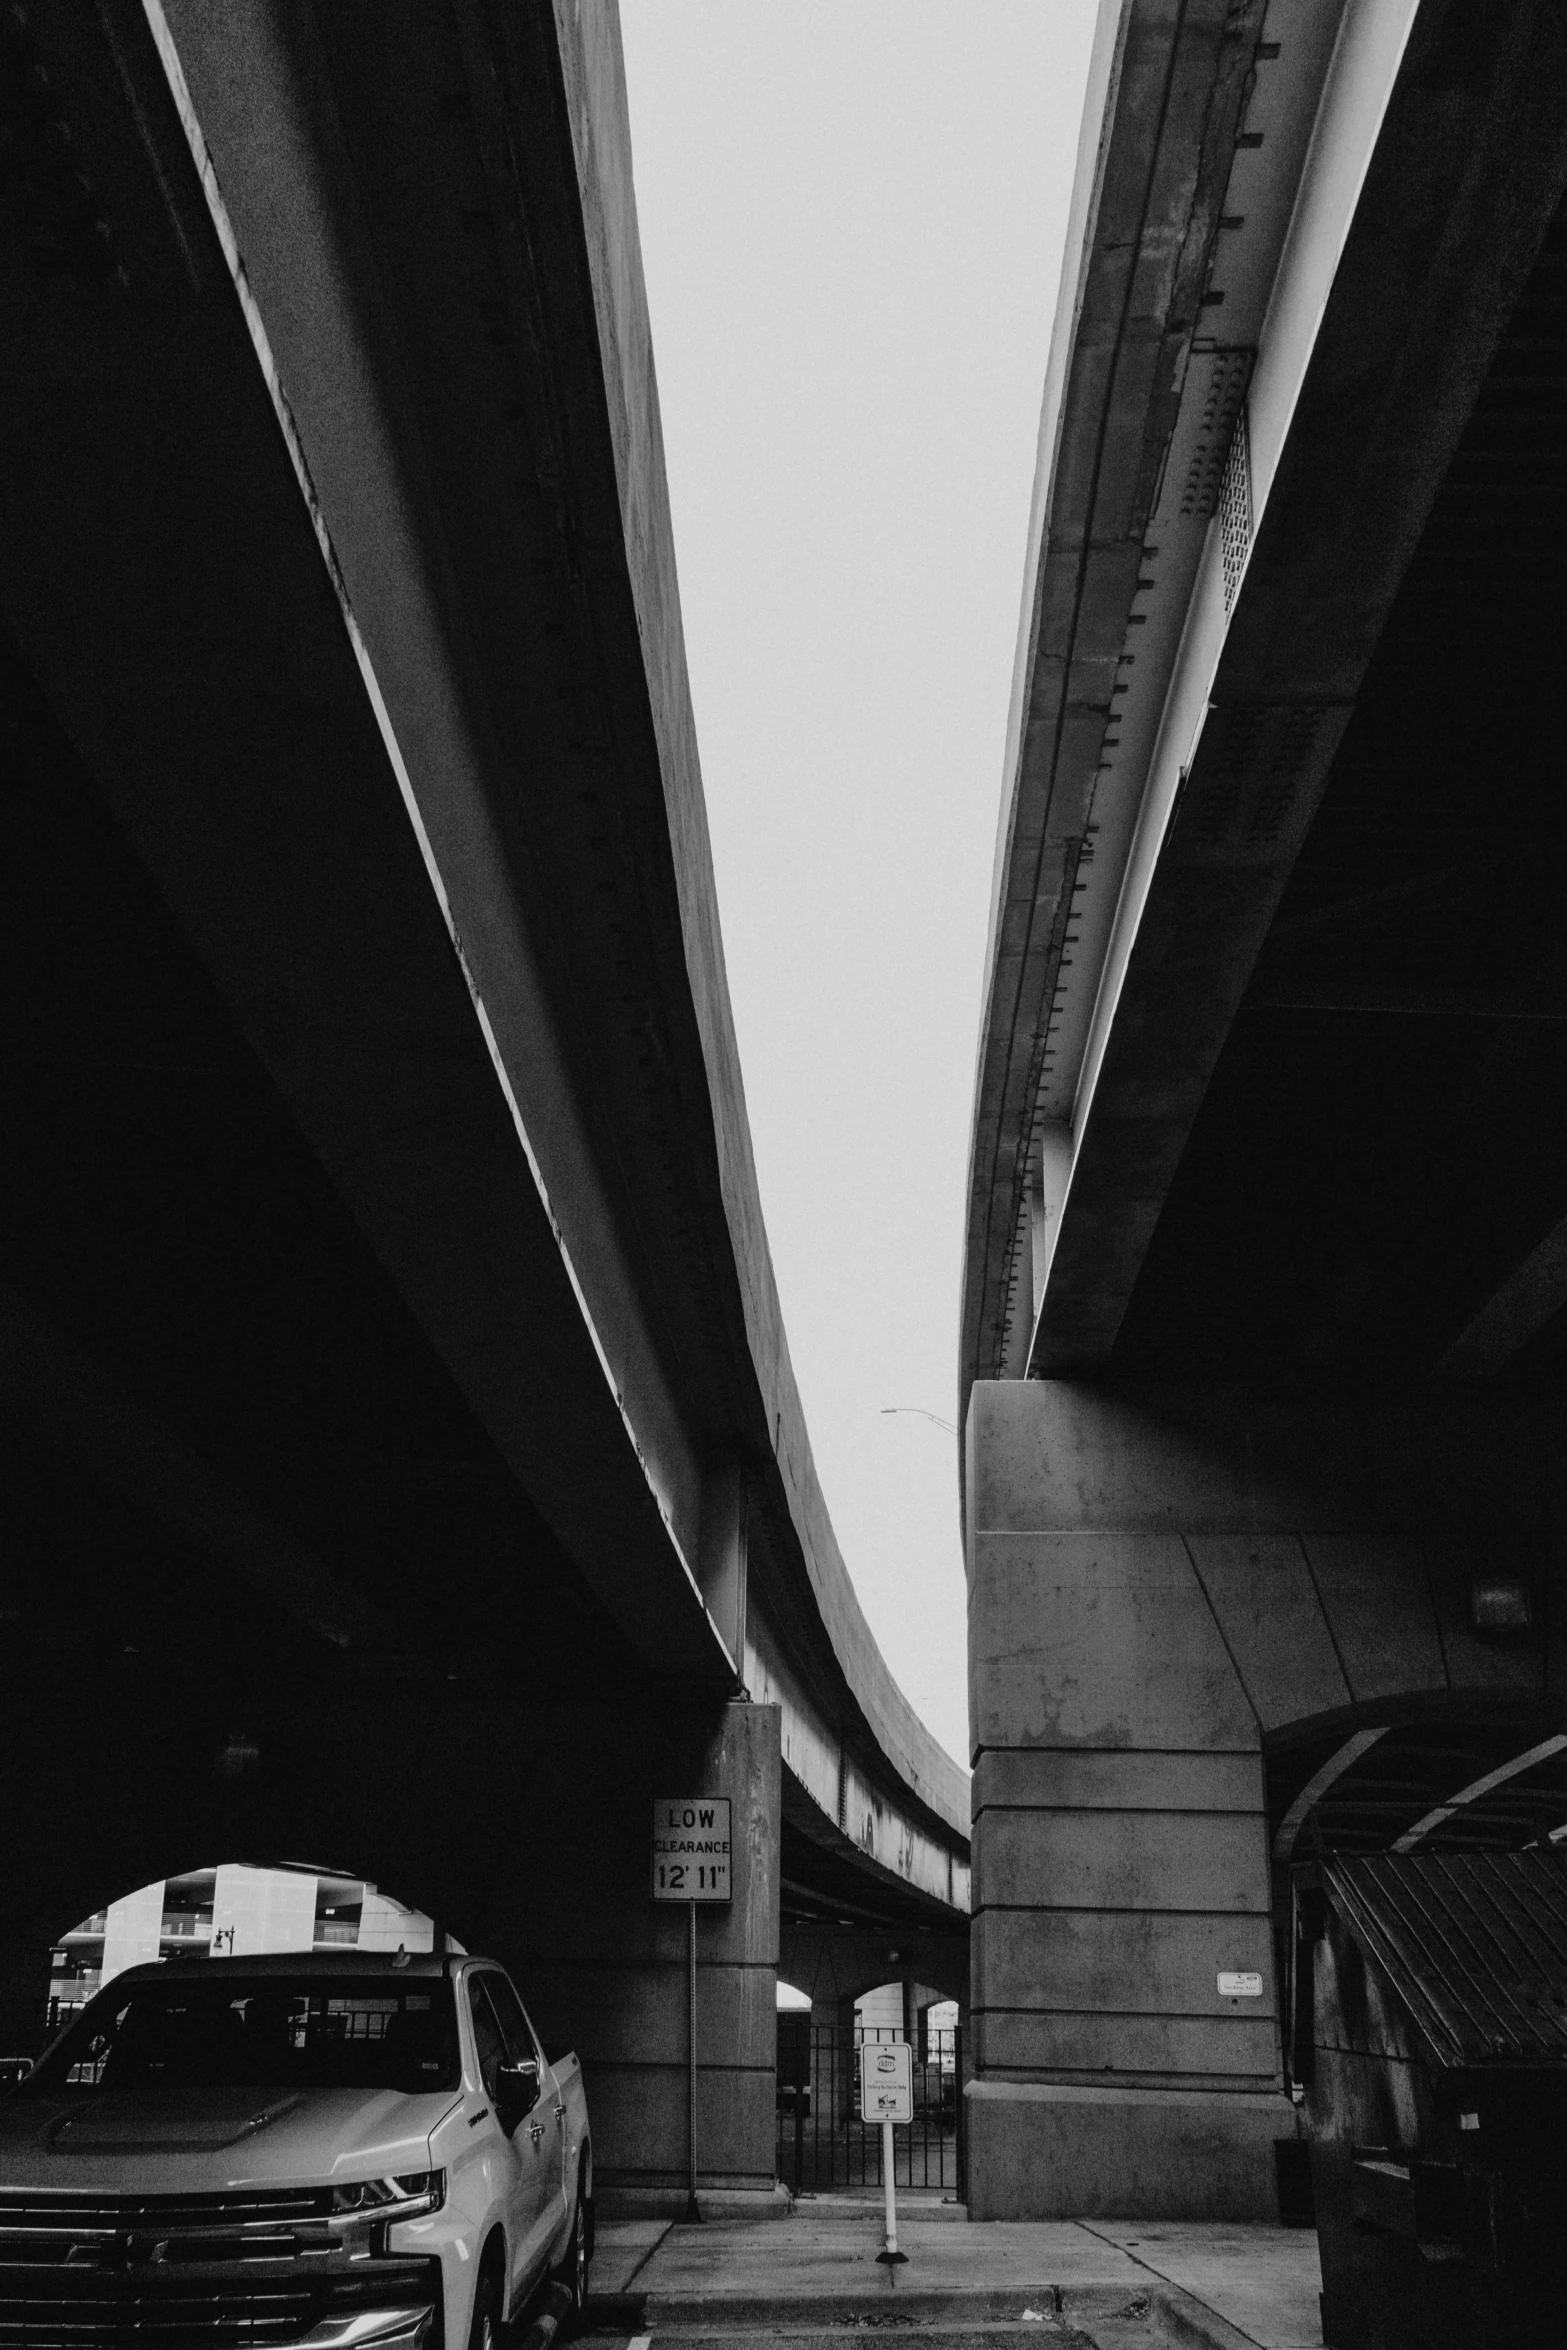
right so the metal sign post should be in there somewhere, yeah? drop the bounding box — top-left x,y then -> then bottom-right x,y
686,1898 -> 698,2223
859,2040 -> 912,2266
653,1798 -> 732,2225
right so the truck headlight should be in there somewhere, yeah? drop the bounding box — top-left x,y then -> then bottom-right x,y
300,2312 -> 434,2347
330,2171 -> 445,2220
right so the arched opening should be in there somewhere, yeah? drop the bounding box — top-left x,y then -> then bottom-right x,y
44,1862 -> 442,2039
1263,1695 -> 1567,2222
1267,1700 -> 1567,1869
1266,1696 -> 1567,2017
852,1979 -> 903,2040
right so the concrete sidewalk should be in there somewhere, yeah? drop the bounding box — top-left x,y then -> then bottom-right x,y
588,2201 -> 1322,2350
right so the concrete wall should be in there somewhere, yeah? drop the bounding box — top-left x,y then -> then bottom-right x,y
964,1379 -> 1567,2218
0,1683 -> 780,2213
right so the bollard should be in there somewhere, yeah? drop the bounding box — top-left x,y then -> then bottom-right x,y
881,2118 -> 900,2262
863,2041 -> 910,2268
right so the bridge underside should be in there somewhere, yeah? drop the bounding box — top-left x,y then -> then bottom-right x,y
1119,189 -> 1567,1389
0,0 -> 966,2212
964,0 -> 1567,2223
0,614 -> 961,2198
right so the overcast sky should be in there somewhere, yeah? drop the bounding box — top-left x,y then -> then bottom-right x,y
619,2 -> 1099,1767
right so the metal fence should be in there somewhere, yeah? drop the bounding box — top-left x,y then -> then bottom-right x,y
776,2023 -> 965,2198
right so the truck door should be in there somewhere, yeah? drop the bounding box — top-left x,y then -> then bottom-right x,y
484,1969 -> 569,2279
466,1972 -> 556,2312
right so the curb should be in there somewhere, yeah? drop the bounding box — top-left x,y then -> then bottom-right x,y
636,2282 -> 1260,2345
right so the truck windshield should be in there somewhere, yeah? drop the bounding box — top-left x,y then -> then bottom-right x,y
20,1976 -> 460,2096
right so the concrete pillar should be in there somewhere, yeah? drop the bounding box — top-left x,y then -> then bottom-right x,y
965,1381 -> 1294,2219
517,1699 -> 781,2216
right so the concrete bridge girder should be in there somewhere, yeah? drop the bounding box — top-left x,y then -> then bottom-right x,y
963,0 -> 1567,1406
0,0 -> 969,2206
144,0 -> 968,1891
749,1618 -> 971,1916
1020,0 -> 1420,1376
961,0 -> 1567,2223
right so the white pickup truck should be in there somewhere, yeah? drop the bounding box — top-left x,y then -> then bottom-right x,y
0,1949 -> 592,2349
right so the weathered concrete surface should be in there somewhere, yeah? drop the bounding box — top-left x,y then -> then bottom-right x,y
965,1376 -> 1567,2216
1089,2221 -> 1323,2350
635,2209 -> 1144,2307
528,1704 -> 782,2212
966,2084 -> 1291,2226
594,2205 -> 1323,2350
962,1387 -> 1300,2216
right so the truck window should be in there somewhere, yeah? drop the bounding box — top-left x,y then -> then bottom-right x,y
480,1970 -> 539,2066
21,1975 -> 460,2095
467,1975 -> 508,2102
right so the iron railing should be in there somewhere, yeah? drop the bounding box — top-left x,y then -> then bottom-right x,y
776,2023 -> 965,2197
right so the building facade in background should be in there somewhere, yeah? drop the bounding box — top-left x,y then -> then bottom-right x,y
49,1865 -> 438,2025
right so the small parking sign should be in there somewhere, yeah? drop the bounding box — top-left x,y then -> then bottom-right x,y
859,2040 -> 913,2125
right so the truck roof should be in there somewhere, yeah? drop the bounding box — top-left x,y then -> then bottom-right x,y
103,1950 -> 463,1986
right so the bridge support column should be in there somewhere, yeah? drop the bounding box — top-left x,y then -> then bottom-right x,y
516,1699 -> 782,2218
965,1381 -> 1295,2219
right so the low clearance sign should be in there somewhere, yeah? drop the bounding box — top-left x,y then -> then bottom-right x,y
652,1796 -> 732,1903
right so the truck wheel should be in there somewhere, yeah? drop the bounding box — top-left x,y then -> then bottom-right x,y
466,2270 -> 501,2350
557,2176 -> 590,2314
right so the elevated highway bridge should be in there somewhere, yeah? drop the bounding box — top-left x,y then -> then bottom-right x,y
0,0 -> 966,2210
962,0 -> 1567,2220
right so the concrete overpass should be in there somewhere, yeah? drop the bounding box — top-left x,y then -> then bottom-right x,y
962,0 -> 1567,2218
0,0 -> 966,2211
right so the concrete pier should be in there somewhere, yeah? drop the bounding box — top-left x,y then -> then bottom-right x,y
964,1378 -> 1567,2217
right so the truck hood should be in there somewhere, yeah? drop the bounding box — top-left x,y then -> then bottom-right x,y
0,2086 -> 461,2191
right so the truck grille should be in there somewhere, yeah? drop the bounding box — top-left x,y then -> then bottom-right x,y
0,2186 -> 332,2248
0,2193 -> 437,2346
0,2274 -> 317,2344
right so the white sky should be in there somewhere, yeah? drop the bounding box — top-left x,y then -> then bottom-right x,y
620,3 -> 1099,1766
